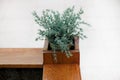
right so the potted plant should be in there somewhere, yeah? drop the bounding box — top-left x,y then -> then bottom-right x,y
33,6 -> 89,63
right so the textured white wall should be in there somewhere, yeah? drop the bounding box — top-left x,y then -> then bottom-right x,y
0,0 -> 79,48
0,0 -> 120,80
80,0 -> 120,80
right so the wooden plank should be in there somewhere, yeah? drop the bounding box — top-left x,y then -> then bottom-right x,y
0,48 -> 43,68
43,50 -> 79,64
74,36 -> 79,50
43,64 -> 81,80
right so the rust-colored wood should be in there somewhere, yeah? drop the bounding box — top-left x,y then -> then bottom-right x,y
43,64 -> 81,80
43,37 -> 80,64
74,36 -> 79,50
43,37 -> 81,80
43,50 -> 79,64
0,48 -> 43,68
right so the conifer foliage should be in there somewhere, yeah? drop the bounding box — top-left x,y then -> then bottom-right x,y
33,6 -> 88,60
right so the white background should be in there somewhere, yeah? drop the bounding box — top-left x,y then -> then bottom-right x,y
0,0 -> 120,80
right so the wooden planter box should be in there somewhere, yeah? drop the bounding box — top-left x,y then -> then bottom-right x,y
43,37 -> 80,64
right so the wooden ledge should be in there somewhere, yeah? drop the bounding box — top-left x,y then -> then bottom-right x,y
43,64 -> 81,80
0,48 -> 43,68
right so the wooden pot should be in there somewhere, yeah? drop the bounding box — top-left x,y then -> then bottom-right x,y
43,36 -> 80,64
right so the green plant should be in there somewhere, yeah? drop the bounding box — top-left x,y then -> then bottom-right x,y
33,6 -> 89,60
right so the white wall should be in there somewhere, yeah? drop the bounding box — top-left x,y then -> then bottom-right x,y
80,0 -> 120,80
0,0 -> 120,80
0,0 -> 79,48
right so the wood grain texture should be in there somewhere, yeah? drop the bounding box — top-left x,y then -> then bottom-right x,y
74,36 -> 79,50
43,37 -> 80,64
0,48 -> 43,68
43,50 -> 79,64
43,64 -> 81,80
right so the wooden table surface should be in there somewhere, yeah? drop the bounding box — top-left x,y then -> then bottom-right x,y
0,48 -> 43,68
